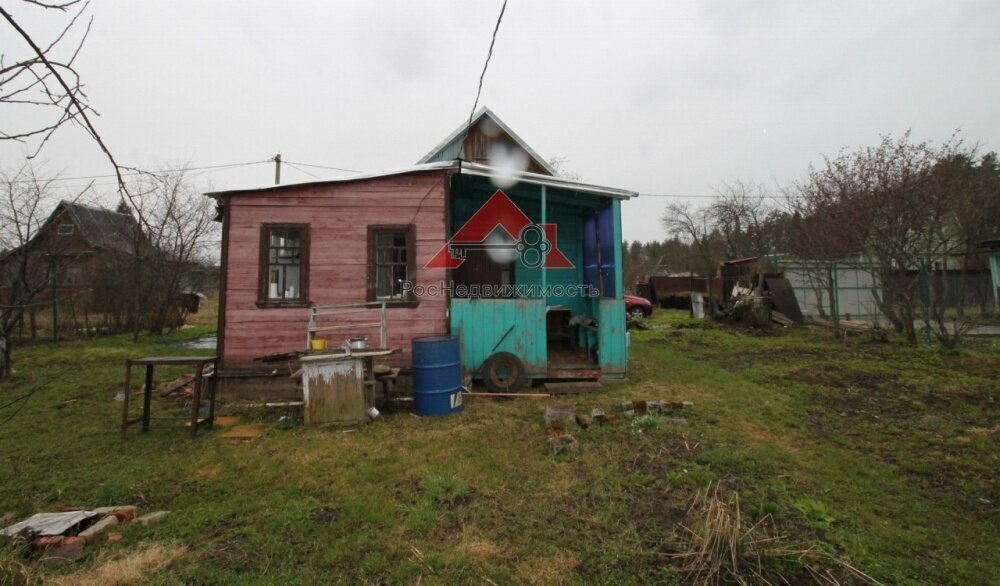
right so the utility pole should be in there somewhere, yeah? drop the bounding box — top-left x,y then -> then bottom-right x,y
273,153 -> 282,185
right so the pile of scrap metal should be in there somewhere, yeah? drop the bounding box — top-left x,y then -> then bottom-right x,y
0,507 -> 167,566
717,258 -> 804,327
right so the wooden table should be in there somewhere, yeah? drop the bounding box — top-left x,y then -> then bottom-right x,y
121,356 -> 218,438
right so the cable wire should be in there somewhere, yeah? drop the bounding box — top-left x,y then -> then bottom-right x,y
284,162 -> 323,180
460,0 -> 509,148
282,161 -> 363,174
6,159 -> 273,184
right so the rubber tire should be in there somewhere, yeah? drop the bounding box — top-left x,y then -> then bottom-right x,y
482,352 -> 526,393
629,306 -> 646,319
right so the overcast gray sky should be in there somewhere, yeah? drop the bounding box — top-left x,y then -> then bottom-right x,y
3,0 -> 998,242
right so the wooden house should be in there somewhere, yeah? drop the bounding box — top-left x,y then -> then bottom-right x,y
1,200 -> 137,309
210,108 -> 636,397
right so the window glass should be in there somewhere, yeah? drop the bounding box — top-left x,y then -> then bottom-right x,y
373,229 -> 409,299
264,227 -> 304,300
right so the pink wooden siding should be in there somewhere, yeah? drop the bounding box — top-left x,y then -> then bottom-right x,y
221,171 -> 449,369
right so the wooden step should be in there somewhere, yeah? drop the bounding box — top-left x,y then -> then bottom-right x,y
544,381 -> 604,394
545,368 -> 601,381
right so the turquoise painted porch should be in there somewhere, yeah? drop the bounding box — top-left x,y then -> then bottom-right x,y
447,174 -> 628,379
449,298 -> 547,375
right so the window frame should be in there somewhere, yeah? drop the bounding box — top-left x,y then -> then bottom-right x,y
57,223 -> 74,236
257,223 -> 310,307
64,264 -> 83,286
367,224 -> 418,307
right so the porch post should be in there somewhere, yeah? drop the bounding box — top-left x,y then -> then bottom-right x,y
541,185 -> 547,292
990,252 -> 1000,311
611,199 -> 623,299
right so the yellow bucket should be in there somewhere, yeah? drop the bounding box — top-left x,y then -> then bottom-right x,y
310,339 -> 327,350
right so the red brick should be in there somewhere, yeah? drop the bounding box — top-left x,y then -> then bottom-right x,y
112,508 -> 135,524
31,536 -> 65,550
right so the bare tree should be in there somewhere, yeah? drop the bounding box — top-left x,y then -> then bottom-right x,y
90,167 -> 219,340
547,155 -> 583,181
794,132 -> 986,346
1,1 -> 149,222
0,162 -> 89,378
708,179 -> 774,259
662,202 -> 724,299
1,2 -> 95,152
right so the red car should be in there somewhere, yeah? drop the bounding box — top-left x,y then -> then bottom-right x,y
625,295 -> 653,319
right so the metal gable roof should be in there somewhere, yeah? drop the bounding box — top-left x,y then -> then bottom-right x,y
457,162 -> 637,200
416,107 -> 559,176
62,201 -> 137,253
204,162 -> 457,198
205,161 -> 635,201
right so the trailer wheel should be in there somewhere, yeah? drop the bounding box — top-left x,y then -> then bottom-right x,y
482,352 -> 526,392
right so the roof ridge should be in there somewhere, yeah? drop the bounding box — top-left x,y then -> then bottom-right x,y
61,199 -> 128,216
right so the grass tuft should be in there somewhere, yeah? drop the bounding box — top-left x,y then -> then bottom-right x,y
420,474 -> 469,506
47,543 -> 186,586
669,483 -> 882,585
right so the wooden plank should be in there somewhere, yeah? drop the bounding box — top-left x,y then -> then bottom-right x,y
772,311 -> 794,327
159,374 -> 194,397
544,381 -> 603,394
545,370 -> 602,381
598,298 -> 627,375
463,392 -> 550,398
302,358 -> 365,425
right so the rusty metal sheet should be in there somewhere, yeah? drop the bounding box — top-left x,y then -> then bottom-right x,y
765,277 -> 804,324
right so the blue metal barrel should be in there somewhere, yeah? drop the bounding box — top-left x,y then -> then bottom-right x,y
412,336 -> 463,417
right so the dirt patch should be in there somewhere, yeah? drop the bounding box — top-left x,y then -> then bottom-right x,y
201,533 -> 251,570
805,386 -> 919,430
950,355 -> 1000,379
675,345 -> 840,374
787,367 -> 894,392
458,539 -> 504,563
514,552 -> 581,585
392,477 -> 422,505
308,506 -> 338,525
739,421 -> 802,455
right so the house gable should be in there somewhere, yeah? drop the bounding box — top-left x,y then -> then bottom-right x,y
416,107 -> 557,176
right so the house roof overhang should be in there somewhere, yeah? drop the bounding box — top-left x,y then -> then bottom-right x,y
456,162 -> 636,200
204,161 -> 458,199
205,160 -> 637,201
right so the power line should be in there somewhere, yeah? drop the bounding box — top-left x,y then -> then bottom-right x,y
284,163 -> 323,180
282,161 -> 363,174
639,193 -> 801,200
638,193 -> 717,199
462,0 -> 508,144
6,159 -> 273,184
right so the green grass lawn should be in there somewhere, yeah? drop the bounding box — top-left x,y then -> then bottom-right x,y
0,313 -> 997,584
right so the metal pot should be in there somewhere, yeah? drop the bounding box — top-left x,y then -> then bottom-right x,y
345,336 -> 368,350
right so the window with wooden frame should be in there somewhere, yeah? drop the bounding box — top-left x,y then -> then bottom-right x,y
57,223 -> 74,236
258,224 -> 309,305
367,224 -> 416,305
64,265 -> 83,285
